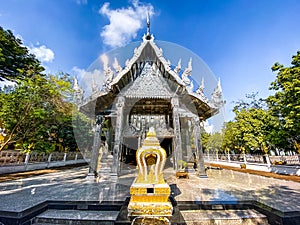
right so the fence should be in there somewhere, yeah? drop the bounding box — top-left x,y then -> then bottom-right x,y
204,152 -> 300,176
204,153 -> 300,166
0,150 -> 87,175
0,150 -> 85,166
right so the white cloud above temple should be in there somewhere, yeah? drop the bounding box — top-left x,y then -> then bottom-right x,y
29,45 -> 55,63
99,0 -> 154,48
76,0 -> 88,5
72,66 -> 104,96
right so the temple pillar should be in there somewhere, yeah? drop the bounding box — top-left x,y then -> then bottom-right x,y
194,117 -> 207,178
182,117 -> 190,161
112,96 -> 125,179
87,115 -> 103,180
171,97 -> 182,171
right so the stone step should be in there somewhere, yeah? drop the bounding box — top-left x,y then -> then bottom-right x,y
33,223 -> 66,225
33,209 -> 120,225
33,208 -> 269,225
180,209 -> 269,225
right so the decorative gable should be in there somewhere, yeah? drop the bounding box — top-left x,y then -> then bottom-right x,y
123,62 -> 173,99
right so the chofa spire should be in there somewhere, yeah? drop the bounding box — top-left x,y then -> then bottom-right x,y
145,11 -> 152,40
212,77 -> 225,107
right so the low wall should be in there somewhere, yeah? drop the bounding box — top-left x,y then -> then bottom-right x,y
206,154 -> 300,165
0,159 -> 88,175
207,160 -> 300,176
270,165 -> 300,176
0,150 -> 89,175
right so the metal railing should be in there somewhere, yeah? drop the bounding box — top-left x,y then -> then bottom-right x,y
204,153 -> 300,166
0,150 -> 85,166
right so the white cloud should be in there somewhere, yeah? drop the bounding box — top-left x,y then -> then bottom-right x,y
29,45 -> 55,63
76,0 -> 87,5
15,34 -> 24,42
0,78 -> 15,88
99,0 -> 154,48
203,120 -> 214,134
72,66 -> 105,97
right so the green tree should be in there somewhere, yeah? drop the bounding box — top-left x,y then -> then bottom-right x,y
222,94 -> 275,154
0,74 -> 75,152
201,131 -> 211,152
0,26 -> 44,82
267,51 -> 300,151
0,27 -> 82,153
72,110 -> 94,153
234,108 -> 273,153
222,121 -> 239,152
206,132 -> 223,153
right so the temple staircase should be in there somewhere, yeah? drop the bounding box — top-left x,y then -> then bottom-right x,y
31,208 -> 269,225
180,209 -> 269,225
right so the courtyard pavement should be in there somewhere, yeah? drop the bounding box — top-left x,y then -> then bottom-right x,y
0,164 -> 299,214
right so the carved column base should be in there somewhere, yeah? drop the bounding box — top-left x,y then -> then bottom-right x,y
198,162 -> 207,178
97,174 -> 118,183
109,173 -> 119,182
86,173 -> 97,182
98,154 -> 116,182
199,174 -> 208,178
97,170 -> 110,182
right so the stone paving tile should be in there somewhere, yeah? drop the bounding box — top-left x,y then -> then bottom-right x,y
180,209 -> 267,219
164,167 -> 300,212
36,209 -> 119,220
180,209 -> 269,225
0,165 -> 299,214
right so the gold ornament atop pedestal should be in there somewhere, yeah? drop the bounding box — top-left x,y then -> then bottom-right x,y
128,127 -> 173,217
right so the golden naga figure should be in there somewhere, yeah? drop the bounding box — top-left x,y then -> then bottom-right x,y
128,127 -> 173,217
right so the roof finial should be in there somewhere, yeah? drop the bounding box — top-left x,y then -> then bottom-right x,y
146,11 -> 151,40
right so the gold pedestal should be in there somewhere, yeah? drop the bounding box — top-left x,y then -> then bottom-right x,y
127,128 -> 173,217
128,182 -> 173,216
131,216 -> 170,225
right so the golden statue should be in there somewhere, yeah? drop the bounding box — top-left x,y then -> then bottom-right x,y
128,127 -> 173,217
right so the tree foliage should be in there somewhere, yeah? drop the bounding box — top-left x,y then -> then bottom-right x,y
267,51 -> 300,150
222,121 -> 239,151
0,27 -> 82,153
222,52 -> 300,154
201,130 -> 211,151
201,130 -> 223,153
0,74 -> 76,152
222,94 -> 275,154
0,26 -> 44,82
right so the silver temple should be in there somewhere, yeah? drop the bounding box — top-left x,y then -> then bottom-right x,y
77,32 -> 224,180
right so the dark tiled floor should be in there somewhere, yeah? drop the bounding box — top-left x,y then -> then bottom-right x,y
0,164 -> 299,219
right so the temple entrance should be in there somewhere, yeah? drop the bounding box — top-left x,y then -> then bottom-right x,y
121,98 -> 174,166
160,138 -> 172,157
121,137 -> 173,166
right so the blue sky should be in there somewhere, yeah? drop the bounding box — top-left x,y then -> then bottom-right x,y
1,0 -> 300,123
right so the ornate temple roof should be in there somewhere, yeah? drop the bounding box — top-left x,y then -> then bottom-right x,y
122,62 -> 173,99
78,35 -> 223,120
